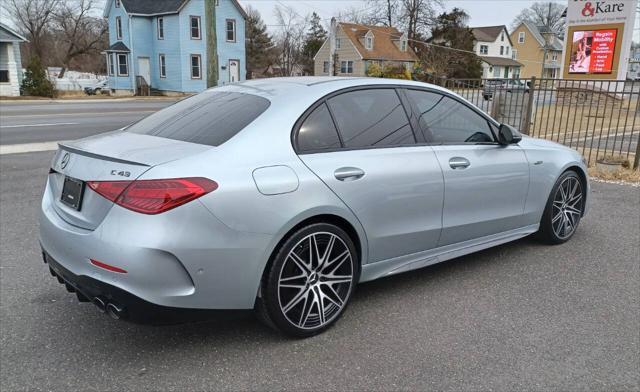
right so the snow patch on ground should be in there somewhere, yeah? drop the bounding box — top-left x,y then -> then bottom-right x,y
590,177 -> 640,188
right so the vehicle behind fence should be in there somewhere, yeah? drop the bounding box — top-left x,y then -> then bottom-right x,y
424,76 -> 640,170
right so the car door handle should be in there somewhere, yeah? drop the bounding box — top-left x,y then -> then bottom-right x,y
449,157 -> 470,169
334,167 -> 365,181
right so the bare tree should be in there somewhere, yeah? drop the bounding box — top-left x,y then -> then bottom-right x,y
366,0 -> 401,27
5,0 -> 59,60
273,5 -> 308,76
400,0 -> 442,43
334,6 -> 373,25
51,0 -> 108,78
512,2 -> 566,34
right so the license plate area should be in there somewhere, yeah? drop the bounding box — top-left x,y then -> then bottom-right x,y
60,176 -> 85,211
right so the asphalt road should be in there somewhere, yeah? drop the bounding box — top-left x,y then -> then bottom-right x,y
0,100 -> 176,145
1,150 -> 639,391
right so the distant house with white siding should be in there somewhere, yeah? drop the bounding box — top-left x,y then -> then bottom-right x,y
628,46 -> 640,80
471,25 -> 523,79
0,22 -> 27,96
103,0 -> 247,95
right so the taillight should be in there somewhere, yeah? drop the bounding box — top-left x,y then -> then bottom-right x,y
87,177 -> 217,215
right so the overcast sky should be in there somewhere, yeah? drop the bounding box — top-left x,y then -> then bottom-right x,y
243,0 -> 640,41
6,0 -> 640,42
243,0 -> 557,29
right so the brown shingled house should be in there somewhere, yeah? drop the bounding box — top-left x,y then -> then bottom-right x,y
313,22 -> 418,77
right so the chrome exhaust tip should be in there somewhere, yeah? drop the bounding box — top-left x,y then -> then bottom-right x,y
93,297 -> 106,313
106,303 -> 125,320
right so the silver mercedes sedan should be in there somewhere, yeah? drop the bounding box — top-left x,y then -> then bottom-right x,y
39,77 -> 589,337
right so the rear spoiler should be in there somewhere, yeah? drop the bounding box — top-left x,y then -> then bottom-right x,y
58,143 -> 150,167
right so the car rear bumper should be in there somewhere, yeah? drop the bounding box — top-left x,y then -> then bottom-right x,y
41,250 -> 245,324
39,178 -> 275,311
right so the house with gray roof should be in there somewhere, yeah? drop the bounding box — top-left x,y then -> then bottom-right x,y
0,22 -> 27,96
471,25 -> 523,79
103,0 -> 247,95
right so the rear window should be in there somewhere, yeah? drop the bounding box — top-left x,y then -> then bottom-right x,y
126,91 -> 270,146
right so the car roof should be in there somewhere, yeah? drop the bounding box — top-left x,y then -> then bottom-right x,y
211,77 -> 454,104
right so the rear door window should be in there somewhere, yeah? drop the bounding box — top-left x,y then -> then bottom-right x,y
327,89 -> 415,148
296,103 -> 342,152
126,91 -> 270,146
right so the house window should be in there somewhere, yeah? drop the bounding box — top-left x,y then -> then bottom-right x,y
157,17 -> 164,39
190,16 -> 201,39
226,19 -> 236,42
518,32 -> 525,43
500,46 -> 504,55
117,53 -> 128,76
336,38 -> 341,49
501,32 -> 504,42
190,54 -> 201,79
107,53 -> 114,76
512,49 -> 518,60
0,70 -> 9,83
115,0 -> 120,7
159,54 -> 166,78
513,68 -> 521,79
340,60 -> 353,74
493,66 -> 500,77
479,45 -> 488,55
506,46 -> 509,55
552,52 -> 558,61
116,16 -> 122,40
365,36 -> 373,50
323,61 -> 329,74
400,40 -> 407,52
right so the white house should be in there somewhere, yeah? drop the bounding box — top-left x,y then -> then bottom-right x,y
628,46 -> 640,80
0,22 -> 27,96
471,25 -> 523,79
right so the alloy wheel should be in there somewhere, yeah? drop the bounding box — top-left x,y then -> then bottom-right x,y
277,232 -> 354,330
551,176 -> 583,240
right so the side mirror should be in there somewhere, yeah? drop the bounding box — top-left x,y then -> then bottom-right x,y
498,124 -> 522,145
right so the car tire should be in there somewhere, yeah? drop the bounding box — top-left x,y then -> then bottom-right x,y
538,170 -> 584,244
257,223 -> 358,337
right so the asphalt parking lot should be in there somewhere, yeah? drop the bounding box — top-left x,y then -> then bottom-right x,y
1,100 -> 639,391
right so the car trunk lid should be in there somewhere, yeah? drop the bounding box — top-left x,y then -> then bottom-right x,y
48,131 -> 211,230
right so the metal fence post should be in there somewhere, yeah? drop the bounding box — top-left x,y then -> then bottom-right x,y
521,76 -> 536,135
634,138 -> 640,170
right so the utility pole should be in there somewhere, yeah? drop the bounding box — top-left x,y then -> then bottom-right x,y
540,2 -> 552,78
329,17 -> 337,76
205,0 -> 218,87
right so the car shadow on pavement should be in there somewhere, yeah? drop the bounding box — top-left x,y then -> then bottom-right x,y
38,234 -> 551,350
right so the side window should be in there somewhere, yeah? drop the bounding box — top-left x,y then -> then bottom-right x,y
405,90 -> 494,144
327,89 -> 415,148
297,103 -> 341,152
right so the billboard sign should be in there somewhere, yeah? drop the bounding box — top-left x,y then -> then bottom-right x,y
562,0 -> 638,80
568,29 -> 618,73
